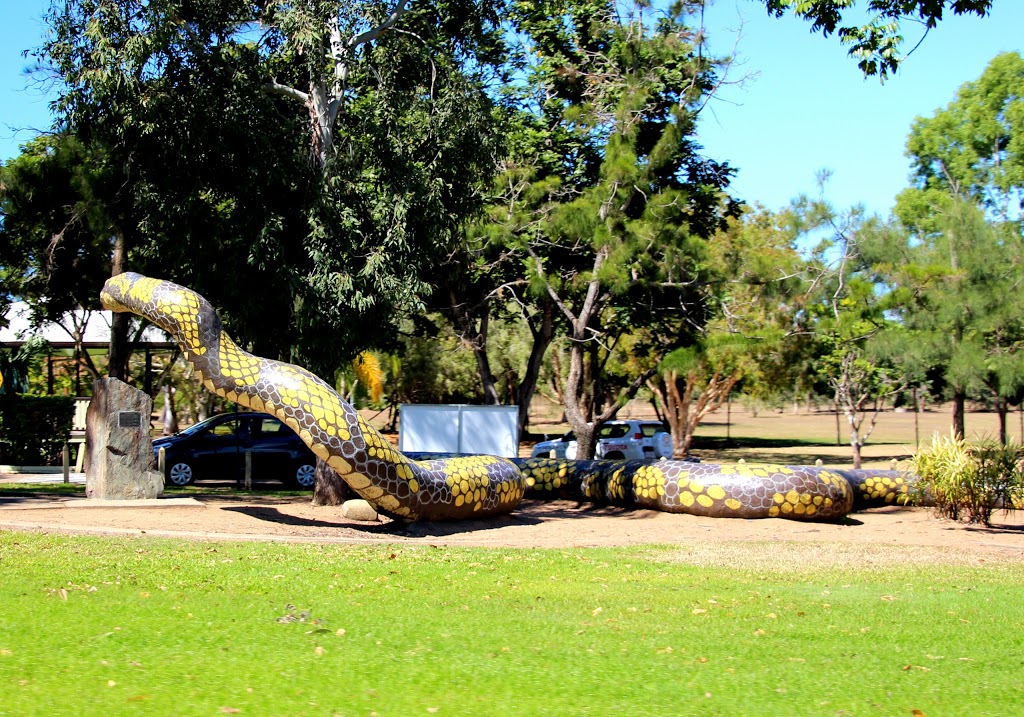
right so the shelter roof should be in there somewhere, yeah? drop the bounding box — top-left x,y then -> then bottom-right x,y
0,302 -> 175,350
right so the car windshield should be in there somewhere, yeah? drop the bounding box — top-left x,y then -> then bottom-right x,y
176,413 -> 246,437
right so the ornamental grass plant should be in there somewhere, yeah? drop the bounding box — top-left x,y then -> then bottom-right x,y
911,431 -> 1024,525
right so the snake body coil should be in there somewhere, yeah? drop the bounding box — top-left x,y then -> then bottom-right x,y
102,273 -> 906,523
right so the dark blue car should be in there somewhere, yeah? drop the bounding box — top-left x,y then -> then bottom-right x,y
152,412 -> 317,488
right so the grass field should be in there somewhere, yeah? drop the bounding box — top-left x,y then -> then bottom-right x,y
1,532 -> 1022,716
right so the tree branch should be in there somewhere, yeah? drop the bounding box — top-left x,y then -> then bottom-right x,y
350,0 -> 413,48
263,80 -> 309,104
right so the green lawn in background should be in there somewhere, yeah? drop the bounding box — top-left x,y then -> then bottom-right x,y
1,532 -> 1021,716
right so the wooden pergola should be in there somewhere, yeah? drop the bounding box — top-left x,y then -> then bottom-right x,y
0,302 -> 176,396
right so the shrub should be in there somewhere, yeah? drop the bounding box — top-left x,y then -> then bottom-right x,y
911,431 -> 1024,525
0,394 -> 75,466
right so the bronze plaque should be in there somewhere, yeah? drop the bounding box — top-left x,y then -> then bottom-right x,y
118,411 -> 142,429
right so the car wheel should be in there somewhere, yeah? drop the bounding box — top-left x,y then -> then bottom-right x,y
290,463 -> 316,489
167,461 -> 195,486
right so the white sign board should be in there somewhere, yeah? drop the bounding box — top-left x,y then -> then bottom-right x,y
399,405 -> 519,458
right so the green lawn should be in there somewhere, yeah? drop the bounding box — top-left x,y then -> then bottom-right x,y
1,532 -> 1021,716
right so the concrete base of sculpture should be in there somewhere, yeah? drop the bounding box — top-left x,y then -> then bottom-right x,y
85,378 -> 164,500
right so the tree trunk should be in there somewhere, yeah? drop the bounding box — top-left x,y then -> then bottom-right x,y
107,229 -> 131,381
564,331 -> 595,458
160,384 -> 179,435
850,437 -> 863,470
996,397 -> 1008,445
515,301 -> 555,436
952,388 -> 966,440
198,392 -> 213,422
450,292 -> 500,405
311,458 -> 351,506
648,368 -> 740,460
558,249 -> 608,459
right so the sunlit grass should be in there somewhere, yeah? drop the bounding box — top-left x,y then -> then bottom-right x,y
0,483 -> 85,496
1,532 -> 1021,716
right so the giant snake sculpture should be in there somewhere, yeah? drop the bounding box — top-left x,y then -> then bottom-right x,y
102,273 -> 913,522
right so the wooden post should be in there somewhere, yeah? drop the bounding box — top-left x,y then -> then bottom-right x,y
158,446 -> 166,477
244,450 -> 252,491
62,443 -> 70,483
913,386 -> 921,450
726,396 -> 731,443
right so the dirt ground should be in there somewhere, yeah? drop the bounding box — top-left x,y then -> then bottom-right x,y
1,489 -> 1022,567
2,403 -> 1021,565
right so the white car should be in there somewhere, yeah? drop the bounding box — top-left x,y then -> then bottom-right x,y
530,420 -> 674,461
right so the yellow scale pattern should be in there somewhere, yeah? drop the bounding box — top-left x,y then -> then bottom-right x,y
632,465 -> 666,501
444,455 -> 521,510
676,474 -> 720,509
521,460 -> 570,492
861,475 -> 910,505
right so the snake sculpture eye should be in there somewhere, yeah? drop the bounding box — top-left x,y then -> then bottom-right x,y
102,273 -> 911,522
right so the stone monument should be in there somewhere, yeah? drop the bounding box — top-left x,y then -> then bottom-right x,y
84,378 -> 164,500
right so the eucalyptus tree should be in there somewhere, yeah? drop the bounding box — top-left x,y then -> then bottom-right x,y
33,0 -> 506,379
640,208 -> 802,457
903,51 -> 1024,221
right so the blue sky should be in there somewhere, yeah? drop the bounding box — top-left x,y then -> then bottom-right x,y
1,1 -> 1022,218
698,1 -> 1024,217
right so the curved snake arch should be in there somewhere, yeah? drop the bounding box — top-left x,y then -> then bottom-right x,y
102,272 -> 908,523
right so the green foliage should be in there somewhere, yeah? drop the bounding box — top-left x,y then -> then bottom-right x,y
27,0 -> 507,381
889,52 -> 1024,435
764,0 -> 994,79
903,51 -> 1024,220
703,208 -> 818,407
469,0 -> 737,453
0,394 -> 75,465
0,337 -> 51,396
912,431 -> 1024,525
386,316 -> 481,404
0,135 -> 115,318
889,199 -> 1024,409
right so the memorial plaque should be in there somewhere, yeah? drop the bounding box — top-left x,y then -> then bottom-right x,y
118,410 -> 142,429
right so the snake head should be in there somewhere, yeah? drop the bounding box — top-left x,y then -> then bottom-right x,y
101,272 -> 147,312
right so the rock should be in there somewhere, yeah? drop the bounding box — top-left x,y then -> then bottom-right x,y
85,378 -> 163,500
341,499 -> 379,522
